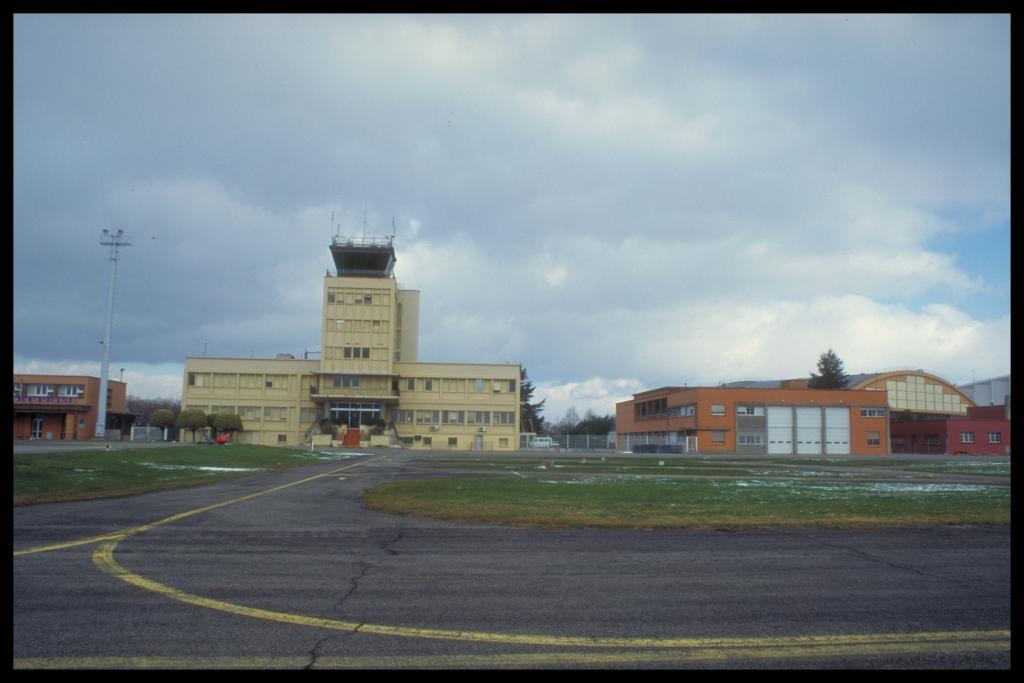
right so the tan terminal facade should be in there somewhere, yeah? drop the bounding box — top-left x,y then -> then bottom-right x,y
182,237 -> 520,450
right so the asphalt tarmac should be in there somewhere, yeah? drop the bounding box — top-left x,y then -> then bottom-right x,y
12,450 -> 1011,669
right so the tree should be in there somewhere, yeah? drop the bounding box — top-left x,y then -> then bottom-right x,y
126,395 -> 181,426
576,410 -> 615,435
550,406 -> 581,435
808,349 -> 849,389
519,368 -> 546,434
176,408 -> 207,443
213,412 -> 244,436
150,409 -> 177,441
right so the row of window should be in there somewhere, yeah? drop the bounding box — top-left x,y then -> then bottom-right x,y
327,319 -> 390,333
326,290 -> 383,305
394,410 -> 517,426
397,436 -> 513,448
640,404 -> 889,419
188,373 -> 291,389
402,378 -> 517,394
14,384 -> 86,397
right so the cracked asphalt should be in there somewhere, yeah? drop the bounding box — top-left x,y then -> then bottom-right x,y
12,450 -> 1011,669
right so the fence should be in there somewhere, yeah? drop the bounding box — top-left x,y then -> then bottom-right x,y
130,426 -> 164,442
617,433 -> 700,454
519,434 -> 618,451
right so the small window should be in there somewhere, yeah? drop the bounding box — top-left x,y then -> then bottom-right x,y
362,348 -> 370,359
508,379 -> 516,393
406,378 -> 415,391
867,431 -> 881,446
711,404 -> 725,416
960,432 -> 975,444
422,437 -> 432,447
711,430 -> 726,443
327,292 -> 335,303
924,434 -> 940,446
277,434 -> 287,444
335,320 -> 345,332
986,432 -> 1001,444
448,437 -> 458,447
344,347 -> 352,359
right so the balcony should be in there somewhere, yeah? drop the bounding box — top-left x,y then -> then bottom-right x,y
309,385 -> 399,402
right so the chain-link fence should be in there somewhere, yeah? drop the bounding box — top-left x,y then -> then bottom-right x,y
130,426 -> 164,442
519,434 -> 618,451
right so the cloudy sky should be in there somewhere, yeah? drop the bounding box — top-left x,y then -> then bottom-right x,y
13,14 -> 1011,421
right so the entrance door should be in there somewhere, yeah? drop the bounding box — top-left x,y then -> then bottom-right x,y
767,407 -> 793,454
796,407 -> 823,454
824,407 -> 850,455
31,414 -> 44,439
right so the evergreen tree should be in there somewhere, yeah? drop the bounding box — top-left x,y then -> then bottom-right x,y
519,368 -> 546,434
808,349 -> 849,389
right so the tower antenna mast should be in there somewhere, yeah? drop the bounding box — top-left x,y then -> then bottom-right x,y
96,228 -> 132,440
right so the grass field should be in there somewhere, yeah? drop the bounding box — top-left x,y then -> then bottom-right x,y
13,445 -> 362,505
364,455 -> 1010,529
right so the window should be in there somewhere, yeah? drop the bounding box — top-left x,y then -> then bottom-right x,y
493,412 -> 515,425
423,437 -> 432,447
924,434 -> 940,446
27,384 -> 55,396
711,404 -> 725,416
474,379 -> 486,393
448,437 -> 458,447
277,434 -> 288,444
416,410 -> 439,425
736,406 -> 764,416
442,410 -> 464,425
960,432 -> 975,444
423,379 -> 433,391
335,320 -> 345,332
300,407 -> 317,422
327,292 -> 335,303
264,407 -> 288,421
406,378 -> 415,391
468,411 -> 491,425
13,383 -> 22,396
344,347 -> 353,359
867,432 -> 881,446
361,347 -> 370,359
396,410 -> 413,424
860,408 -> 886,417
508,379 -> 516,393
58,385 -> 85,397
986,432 -> 1001,444
711,430 -> 726,443
738,434 -> 764,445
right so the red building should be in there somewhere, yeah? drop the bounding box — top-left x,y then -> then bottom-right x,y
13,374 -> 131,441
889,404 -> 1011,456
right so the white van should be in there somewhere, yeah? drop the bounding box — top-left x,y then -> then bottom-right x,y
530,436 -> 559,449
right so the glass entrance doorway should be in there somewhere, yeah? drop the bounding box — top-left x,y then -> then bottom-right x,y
329,402 -> 382,428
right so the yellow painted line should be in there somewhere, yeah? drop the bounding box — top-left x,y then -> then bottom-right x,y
14,635 -> 1013,669
14,456 -> 383,557
92,539 -> 1008,653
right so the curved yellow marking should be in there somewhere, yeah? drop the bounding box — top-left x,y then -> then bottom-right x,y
14,457 -> 382,557
93,539 -> 1009,651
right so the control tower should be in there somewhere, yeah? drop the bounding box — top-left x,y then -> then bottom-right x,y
329,235 -> 396,277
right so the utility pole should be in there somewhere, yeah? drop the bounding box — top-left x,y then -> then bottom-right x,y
96,229 -> 131,440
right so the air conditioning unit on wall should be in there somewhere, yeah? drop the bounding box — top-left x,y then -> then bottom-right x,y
430,425 -> 439,431
478,426 -> 487,432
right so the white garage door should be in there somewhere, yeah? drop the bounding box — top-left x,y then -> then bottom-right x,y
825,407 -> 850,455
766,406 -> 793,454
796,406 -> 823,454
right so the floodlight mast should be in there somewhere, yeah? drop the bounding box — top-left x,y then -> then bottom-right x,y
96,229 -> 131,439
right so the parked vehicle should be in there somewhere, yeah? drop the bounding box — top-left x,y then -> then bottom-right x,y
530,436 -> 559,449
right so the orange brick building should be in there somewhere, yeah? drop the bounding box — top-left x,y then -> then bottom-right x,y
13,375 -> 129,441
616,385 -> 891,455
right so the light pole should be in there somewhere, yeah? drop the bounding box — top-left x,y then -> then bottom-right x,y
96,229 -> 131,439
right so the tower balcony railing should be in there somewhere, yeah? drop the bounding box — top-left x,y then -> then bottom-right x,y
309,385 -> 399,402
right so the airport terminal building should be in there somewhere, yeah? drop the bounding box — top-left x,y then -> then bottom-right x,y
181,237 -> 521,450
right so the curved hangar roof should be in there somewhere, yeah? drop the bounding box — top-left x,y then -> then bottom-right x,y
847,370 -> 975,415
